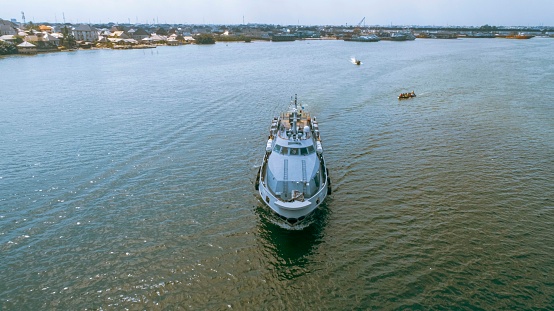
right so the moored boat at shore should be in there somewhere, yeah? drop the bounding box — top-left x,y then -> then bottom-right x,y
505,32 -> 534,39
256,95 -> 331,225
378,32 -> 411,41
271,34 -> 296,42
344,34 -> 380,42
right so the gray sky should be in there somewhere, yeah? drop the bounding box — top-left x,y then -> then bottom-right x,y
4,0 -> 553,26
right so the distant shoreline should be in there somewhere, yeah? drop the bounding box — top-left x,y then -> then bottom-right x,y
2,18 -> 552,57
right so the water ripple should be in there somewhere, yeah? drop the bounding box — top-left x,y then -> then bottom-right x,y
1,39 -> 553,310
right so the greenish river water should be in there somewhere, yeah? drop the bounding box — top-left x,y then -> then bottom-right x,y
1,38 -> 553,309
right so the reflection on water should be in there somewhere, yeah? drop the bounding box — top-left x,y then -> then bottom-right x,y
255,201 -> 330,280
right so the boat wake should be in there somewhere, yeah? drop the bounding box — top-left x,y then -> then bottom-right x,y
269,218 -> 313,231
256,204 -> 320,230
350,57 -> 361,65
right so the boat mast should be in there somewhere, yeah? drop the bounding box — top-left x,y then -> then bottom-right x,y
292,94 -> 298,136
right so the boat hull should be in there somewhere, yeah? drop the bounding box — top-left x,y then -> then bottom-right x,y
398,95 -> 416,99
271,34 -> 296,42
344,35 -> 380,42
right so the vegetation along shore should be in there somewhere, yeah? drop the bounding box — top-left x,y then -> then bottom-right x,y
1,17 -> 553,56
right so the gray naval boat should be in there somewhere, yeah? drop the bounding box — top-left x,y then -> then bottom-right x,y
256,95 -> 331,224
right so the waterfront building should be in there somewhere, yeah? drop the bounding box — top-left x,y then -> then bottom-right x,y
72,24 -> 99,41
110,30 -> 130,39
0,19 -> 17,35
17,41 -> 37,54
39,25 -> 53,33
183,35 -> 195,43
167,38 -> 179,45
0,34 -> 17,42
24,34 -> 39,42
131,28 -> 149,41
149,33 -> 167,43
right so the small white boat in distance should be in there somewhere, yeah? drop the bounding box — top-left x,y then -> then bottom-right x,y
256,95 -> 331,225
350,57 -> 361,65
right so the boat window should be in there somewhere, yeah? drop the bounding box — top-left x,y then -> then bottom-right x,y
274,146 -> 313,156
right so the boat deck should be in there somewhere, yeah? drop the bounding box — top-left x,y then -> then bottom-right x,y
277,111 -> 314,140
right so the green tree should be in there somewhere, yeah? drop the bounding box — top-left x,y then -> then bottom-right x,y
60,26 -> 77,49
0,41 -> 18,55
194,33 -> 215,44
155,27 -> 168,36
13,36 -> 24,44
26,21 -> 40,31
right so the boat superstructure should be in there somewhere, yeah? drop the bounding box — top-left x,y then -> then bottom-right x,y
256,95 -> 331,224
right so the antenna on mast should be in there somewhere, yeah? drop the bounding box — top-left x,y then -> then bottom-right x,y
21,11 -> 25,25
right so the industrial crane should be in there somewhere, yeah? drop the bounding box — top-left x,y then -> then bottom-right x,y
354,17 -> 365,34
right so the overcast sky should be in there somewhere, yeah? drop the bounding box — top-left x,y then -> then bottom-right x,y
4,0 -> 553,26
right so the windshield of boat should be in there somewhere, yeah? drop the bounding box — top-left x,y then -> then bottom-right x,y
273,144 -> 315,155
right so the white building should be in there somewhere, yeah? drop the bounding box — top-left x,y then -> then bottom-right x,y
72,24 -> 99,41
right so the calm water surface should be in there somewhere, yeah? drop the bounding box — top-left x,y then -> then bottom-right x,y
1,38 -> 553,309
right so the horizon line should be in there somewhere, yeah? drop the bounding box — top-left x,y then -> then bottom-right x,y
3,19 -> 553,29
